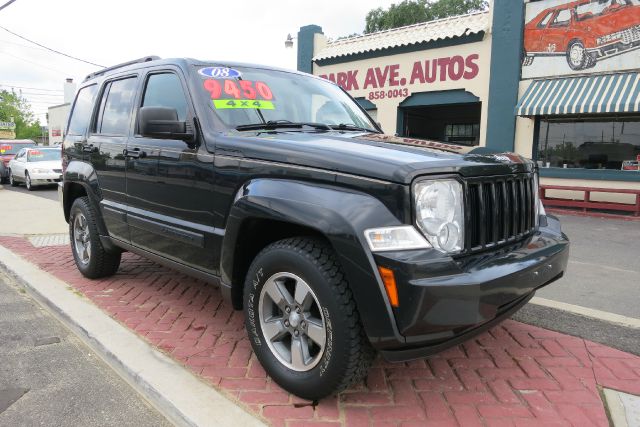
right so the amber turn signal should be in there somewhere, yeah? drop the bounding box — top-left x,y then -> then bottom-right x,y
378,266 -> 399,308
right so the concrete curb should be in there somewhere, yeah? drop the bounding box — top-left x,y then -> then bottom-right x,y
0,243 -> 266,427
603,388 -> 640,427
530,296 -> 640,329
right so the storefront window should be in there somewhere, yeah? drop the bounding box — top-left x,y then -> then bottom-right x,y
536,116 -> 640,171
402,103 -> 481,146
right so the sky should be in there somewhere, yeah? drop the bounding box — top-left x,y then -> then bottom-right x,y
0,0 -> 396,124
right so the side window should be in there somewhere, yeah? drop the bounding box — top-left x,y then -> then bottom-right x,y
550,9 -> 571,27
67,85 -> 97,136
141,73 -> 188,121
96,77 -> 138,136
537,11 -> 553,28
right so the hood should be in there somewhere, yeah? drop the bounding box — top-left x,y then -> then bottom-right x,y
218,131 -> 534,184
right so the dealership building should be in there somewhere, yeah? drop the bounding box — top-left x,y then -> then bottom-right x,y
297,0 -> 640,203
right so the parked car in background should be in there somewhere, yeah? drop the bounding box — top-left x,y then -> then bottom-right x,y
523,0 -> 640,70
8,147 -> 63,190
0,139 -> 37,183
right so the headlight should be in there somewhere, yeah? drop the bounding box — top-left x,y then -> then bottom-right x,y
31,168 -> 52,173
414,179 -> 464,253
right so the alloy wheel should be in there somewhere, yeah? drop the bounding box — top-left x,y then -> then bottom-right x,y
73,212 -> 91,265
258,272 -> 327,371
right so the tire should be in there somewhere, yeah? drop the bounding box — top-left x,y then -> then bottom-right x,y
244,237 -> 374,400
566,39 -> 588,70
25,171 -> 34,191
69,196 -> 121,279
9,169 -> 17,187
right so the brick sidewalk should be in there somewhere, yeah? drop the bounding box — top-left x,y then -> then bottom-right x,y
2,235 -> 639,427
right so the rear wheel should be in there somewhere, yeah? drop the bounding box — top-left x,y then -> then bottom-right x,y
69,196 -> 121,279
244,237 -> 374,400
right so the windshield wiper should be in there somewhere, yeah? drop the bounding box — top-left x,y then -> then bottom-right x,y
328,123 -> 377,133
235,120 -> 331,131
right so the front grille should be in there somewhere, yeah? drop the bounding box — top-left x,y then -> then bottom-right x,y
621,25 -> 640,45
464,173 -> 536,252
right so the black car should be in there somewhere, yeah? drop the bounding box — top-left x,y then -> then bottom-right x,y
59,56 -> 569,400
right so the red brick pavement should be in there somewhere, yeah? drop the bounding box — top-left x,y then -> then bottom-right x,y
2,235 -> 639,427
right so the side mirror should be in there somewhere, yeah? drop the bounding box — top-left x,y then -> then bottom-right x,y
138,106 -> 194,142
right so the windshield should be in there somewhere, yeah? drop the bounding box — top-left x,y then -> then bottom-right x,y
0,142 -> 36,155
576,0 -> 630,20
193,65 -> 377,132
28,149 -> 61,162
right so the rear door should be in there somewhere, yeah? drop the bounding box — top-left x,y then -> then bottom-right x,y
88,75 -> 139,242
126,68 -> 218,274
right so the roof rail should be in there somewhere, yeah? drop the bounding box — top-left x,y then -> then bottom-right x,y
84,56 -> 161,82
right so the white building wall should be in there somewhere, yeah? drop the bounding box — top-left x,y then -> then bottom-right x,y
47,104 -> 70,145
312,36 -> 493,146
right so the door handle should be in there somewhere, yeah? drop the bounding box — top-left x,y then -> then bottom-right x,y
123,148 -> 146,159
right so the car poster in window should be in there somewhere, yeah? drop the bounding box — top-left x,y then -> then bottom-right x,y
522,0 -> 640,78
199,67 -> 275,110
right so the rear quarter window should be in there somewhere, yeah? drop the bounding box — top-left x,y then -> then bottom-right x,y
68,85 -> 98,136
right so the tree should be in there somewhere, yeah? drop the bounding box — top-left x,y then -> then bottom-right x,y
0,89 -> 42,140
365,0 -> 488,34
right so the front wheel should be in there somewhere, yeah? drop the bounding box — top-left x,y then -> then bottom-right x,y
69,196 -> 121,279
567,40 -> 588,70
25,171 -> 34,191
244,237 -> 374,400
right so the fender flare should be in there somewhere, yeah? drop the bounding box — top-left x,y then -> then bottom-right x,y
221,178 -> 406,347
62,160 -> 108,235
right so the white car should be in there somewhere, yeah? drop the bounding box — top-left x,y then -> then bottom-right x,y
8,147 -> 63,191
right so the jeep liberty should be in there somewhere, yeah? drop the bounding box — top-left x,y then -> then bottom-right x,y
60,56 -> 569,400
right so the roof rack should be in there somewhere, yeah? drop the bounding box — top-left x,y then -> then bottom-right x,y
84,56 -> 161,81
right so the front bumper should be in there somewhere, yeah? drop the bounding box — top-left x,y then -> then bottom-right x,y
30,172 -> 62,186
372,215 -> 569,361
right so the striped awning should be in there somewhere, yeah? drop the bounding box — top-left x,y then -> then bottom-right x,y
516,72 -> 640,116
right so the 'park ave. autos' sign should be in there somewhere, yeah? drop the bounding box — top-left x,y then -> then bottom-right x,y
318,53 -> 480,100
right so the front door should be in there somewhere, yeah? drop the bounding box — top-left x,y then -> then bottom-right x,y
126,70 -> 219,274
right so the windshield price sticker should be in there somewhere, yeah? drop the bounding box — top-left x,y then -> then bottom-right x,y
204,79 -> 275,109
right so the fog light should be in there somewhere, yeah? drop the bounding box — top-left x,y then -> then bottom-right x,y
364,226 -> 431,252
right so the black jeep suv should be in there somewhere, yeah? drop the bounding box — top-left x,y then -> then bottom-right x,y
60,56 -> 569,400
